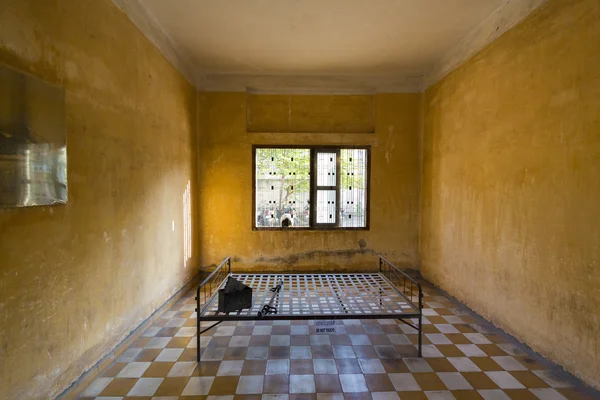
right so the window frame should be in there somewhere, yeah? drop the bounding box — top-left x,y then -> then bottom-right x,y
252,144 -> 371,231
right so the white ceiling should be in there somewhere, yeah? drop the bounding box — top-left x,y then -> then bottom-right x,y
115,0 -> 544,92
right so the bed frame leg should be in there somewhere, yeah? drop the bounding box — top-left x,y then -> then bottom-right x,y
196,291 -> 201,367
418,314 -> 423,357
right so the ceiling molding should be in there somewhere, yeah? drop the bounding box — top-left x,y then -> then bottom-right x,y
111,0 -> 198,87
197,73 -> 424,94
112,0 -> 544,94
422,0 -> 547,90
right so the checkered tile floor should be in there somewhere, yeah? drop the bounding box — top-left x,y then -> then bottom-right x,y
79,279 -> 595,400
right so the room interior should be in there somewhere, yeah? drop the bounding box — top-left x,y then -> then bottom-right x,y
0,0 -> 598,399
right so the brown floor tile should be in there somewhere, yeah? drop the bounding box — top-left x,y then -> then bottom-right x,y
102,362 -> 128,377
184,318 -> 197,327
135,349 -> 163,362
485,334 -> 507,344
272,325 -> 291,334
225,347 -> 248,360
234,326 -> 254,335
471,357 -> 503,371
382,325 -> 403,334
100,378 -> 137,396
178,348 -> 198,362
422,325 -> 441,334
123,396 -> 152,400
395,345 -> 419,358
242,360 -> 267,375
330,335 -> 352,345
235,395 -> 262,400
175,311 -> 193,318
291,359 -> 314,374
426,316 -> 448,324
380,358 -> 411,373
413,372 -> 446,390
461,372 -> 499,390
477,344 -> 507,357
504,389 -> 538,399
269,346 -> 291,359
364,373 -> 395,392
154,376 -> 190,396
264,374 -> 290,394
436,345 -> 465,357
143,362 -> 175,377
314,374 -> 343,393
168,336 -> 192,348
445,334 -> 472,345
250,336 -> 271,346
451,390 -> 484,400
209,376 -> 240,395
133,337 -> 151,347
454,324 -> 477,334
292,335 -> 311,346
397,392 -> 427,400
312,345 -> 334,358
510,371 -> 551,388
354,346 -> 378,358
291,394 -> 317,400
426,358 -> 458,372
157,327 -> 179,337
436,309 -> 455,316
193,361 -> 220,376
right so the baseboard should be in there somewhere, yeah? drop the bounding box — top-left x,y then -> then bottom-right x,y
55,271 -> 202,400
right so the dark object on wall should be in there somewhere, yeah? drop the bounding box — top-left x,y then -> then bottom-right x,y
218,277 -> 252,313
0,65 -> 67,207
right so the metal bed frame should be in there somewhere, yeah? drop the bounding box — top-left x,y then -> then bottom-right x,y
195,257 -> 423,365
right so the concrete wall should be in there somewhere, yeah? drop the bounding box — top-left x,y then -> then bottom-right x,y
198,92 -> 420,271
421,0 -> 600,389
0,0 -> 199,398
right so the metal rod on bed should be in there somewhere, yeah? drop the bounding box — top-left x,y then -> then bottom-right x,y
379,256 -> 423,357
196,257 -> 232,364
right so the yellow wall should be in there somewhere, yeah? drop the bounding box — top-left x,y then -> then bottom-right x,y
198,92 -> 421,271
0,0 -> 199,398
421,0 -> 600,389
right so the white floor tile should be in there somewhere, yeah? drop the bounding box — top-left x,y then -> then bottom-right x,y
127,378 -> 163,396
388,373 -> 421,391
182,377 -> 214,395
290,374 -> 316,393
485,371 -> 525,389
117,362 -> 151,378
339,374 -> 368,393
437,372 -> 472,390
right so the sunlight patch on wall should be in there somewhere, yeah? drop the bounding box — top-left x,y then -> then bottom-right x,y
183,180 -> 191,265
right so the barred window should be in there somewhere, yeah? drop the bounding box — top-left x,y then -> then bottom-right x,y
253,146 -> 369,230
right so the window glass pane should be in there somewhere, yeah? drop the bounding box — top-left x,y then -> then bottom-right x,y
339,149 -> 367,227
255,148 -> 310,227
316,190 -> 336,224
317,152 -> 336,186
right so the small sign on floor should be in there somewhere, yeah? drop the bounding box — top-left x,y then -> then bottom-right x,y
315,320 -> 336,334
